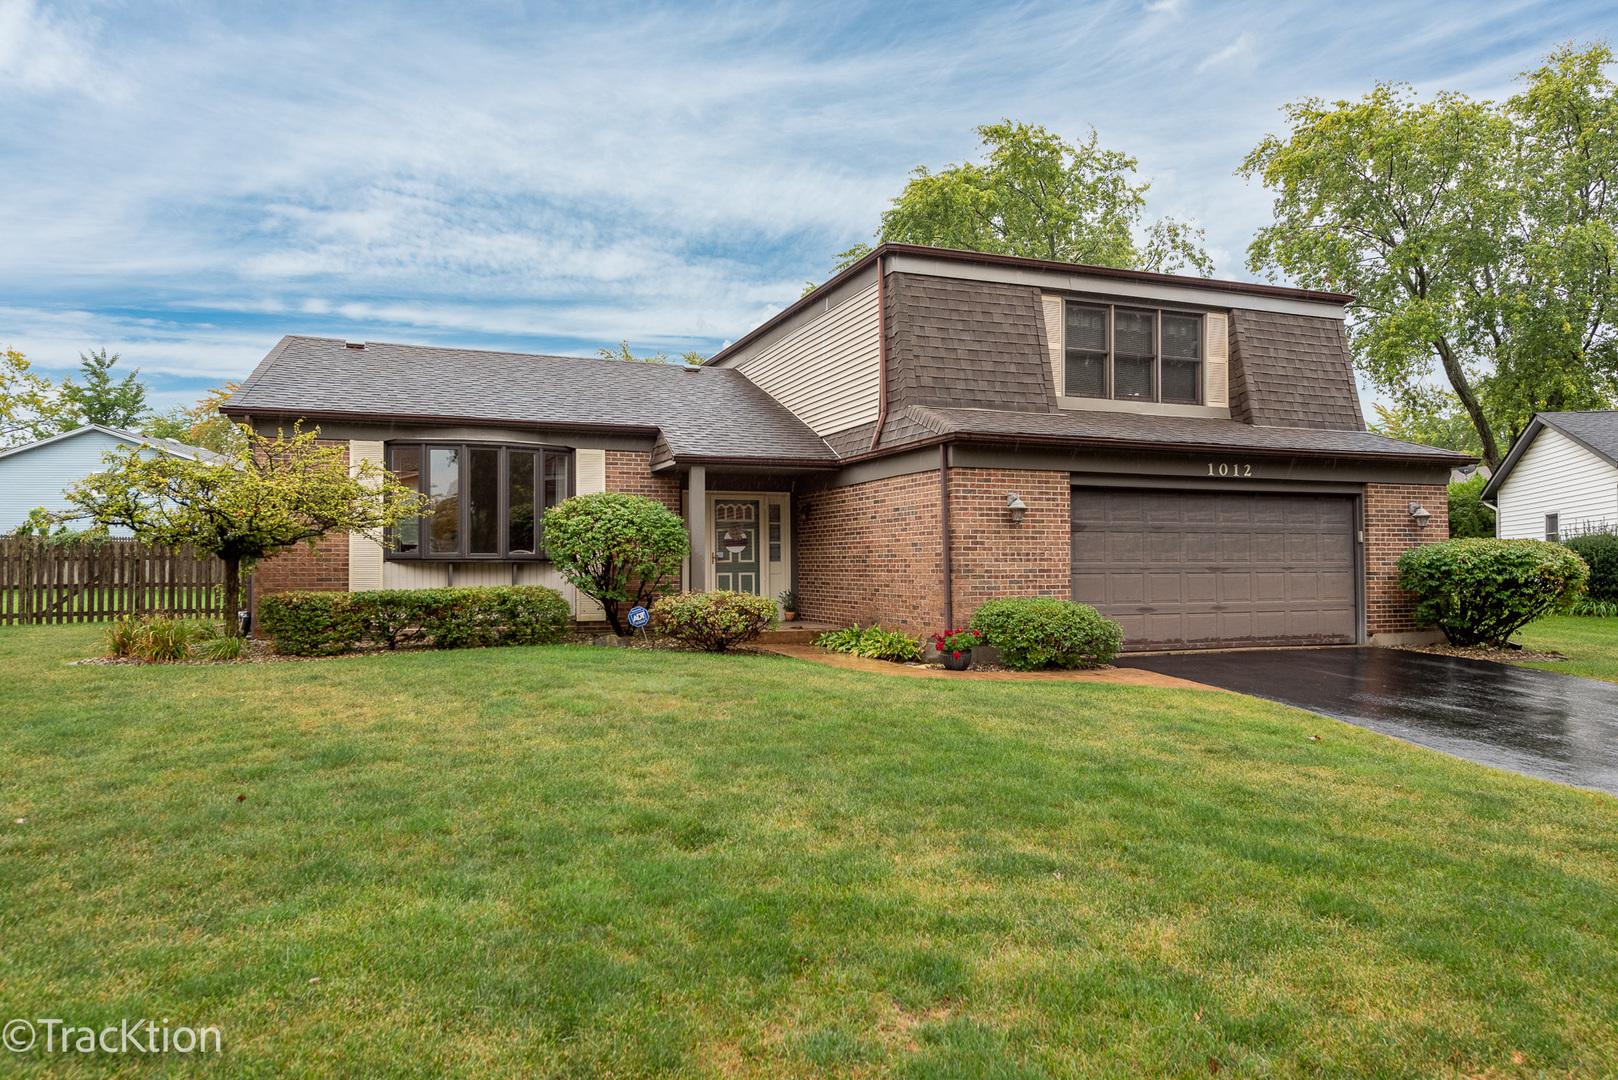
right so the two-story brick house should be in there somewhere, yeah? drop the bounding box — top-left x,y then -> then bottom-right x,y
224,243 -> 1468,650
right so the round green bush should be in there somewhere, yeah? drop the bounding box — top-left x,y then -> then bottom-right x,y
1397,538 -> 1589,646
1564,532 -> 1618,603
542,492 -> 689,635
650,591 -> 778,652
968,597 -> 1124,671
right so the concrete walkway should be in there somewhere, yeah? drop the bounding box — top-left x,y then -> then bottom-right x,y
757,643 -> 1225,692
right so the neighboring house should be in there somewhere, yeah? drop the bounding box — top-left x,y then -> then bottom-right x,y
1481,411 -> 1618,541
0,425 -> 219,535
224,242 -> 1472,650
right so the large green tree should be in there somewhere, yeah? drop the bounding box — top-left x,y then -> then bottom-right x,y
60,348 -> 150,430
1241,43 -> 1618,469
60,425 -> 427,636
1,348 -> 69,447
829,120 -> 1213,280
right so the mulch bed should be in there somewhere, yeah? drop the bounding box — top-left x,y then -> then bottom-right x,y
1388,642 -> 1569,663
72,632 -> 772,666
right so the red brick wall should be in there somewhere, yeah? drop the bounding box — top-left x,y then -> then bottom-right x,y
1364,482 -> 1450,635
251,441 -> 351,599
797,471 -> 944,633
606,450 -> 682,514
796,465 -> 1070,634
947,468 -> 1071,624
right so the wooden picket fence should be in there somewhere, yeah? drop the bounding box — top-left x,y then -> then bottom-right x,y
0,537 -> 226,626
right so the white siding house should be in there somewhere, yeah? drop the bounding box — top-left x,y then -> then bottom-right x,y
0,425 -> 217,534
1483,412 -> 1618,540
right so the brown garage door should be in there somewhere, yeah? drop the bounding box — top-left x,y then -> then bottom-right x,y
1071,487 -> 1357,650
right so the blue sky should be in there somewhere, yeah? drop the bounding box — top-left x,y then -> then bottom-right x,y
2,0 -> 1614,411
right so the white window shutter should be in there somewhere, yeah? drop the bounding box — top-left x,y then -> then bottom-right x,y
575,448 -> 607,494
1042,295 -> 1063,397
571,448 -> 608,620
1205,313 -> 1229,407
347,439 -> 386,592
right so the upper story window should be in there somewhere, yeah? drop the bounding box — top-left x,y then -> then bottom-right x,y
1064,301 -> 1204,405
386,441 -> 572,560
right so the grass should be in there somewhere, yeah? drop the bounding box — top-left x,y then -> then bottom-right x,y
2,625 -> 1617,1078
1514,614 -> 1618,683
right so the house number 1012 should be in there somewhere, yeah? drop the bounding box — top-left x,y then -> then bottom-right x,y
1207,463 -> 1253,477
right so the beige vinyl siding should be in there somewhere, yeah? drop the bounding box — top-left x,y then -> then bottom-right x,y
1042,294 -> 1063,397
737,282 -> 881,435
380,560 -> 590,615
348,440 -> 385,592
570,448 -> 607,619
1205,313 -> 1229,408
575,449 -> 607,495
1497,427 -> 1618,538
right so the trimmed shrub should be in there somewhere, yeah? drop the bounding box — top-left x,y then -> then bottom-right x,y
651,591 -> 778,651
414,586 -> 571,649
1397,538 -> 1589,646
350,589 -> 434,650
969,597 -> 1124,671
1447,474 -> 1496,539
1565,532 -> 1618,602
262,586 -> 571,655
816,625 -> 923,663
543,492 -> 689,635
258,592 -> 363,656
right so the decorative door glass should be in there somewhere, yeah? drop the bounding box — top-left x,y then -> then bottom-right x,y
713,499 -> 761,594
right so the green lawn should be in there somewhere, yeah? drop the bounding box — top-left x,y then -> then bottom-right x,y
1514,615 -> 1618,683
2,625 -> 1616,1078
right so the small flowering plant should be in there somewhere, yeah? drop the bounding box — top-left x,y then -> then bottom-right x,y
933,627 -> 981,656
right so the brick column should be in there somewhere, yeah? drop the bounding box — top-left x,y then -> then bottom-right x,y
1364,482 -> 1449,642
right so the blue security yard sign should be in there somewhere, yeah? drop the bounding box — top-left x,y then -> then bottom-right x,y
628,606 -> 650,628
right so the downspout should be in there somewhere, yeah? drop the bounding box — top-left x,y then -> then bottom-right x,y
940,442 -> 953,631
867,252 -> 888,454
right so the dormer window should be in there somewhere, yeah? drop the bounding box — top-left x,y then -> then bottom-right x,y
1064,302 -> 1204,405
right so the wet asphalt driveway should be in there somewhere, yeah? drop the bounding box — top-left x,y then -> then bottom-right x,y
1114,647 -> 1618,795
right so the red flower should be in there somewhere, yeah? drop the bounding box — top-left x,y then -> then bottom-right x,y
972,629 -> 981,636
952,651 -> 962,658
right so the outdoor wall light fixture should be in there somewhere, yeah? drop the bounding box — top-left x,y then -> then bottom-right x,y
1007,493 -> 1028,525
1409,503 -> 1432,529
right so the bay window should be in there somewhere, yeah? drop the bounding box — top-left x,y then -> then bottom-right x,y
386,442 -> 573,559
1064,301 -> 1204,405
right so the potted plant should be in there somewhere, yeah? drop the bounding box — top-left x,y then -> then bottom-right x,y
778,589 -> 800,622
932,627 -> 981,671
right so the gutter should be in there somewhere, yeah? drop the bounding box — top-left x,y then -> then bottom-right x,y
868,252 -> 888,453
826,429 -> 1475,469
222,407 -> 662,439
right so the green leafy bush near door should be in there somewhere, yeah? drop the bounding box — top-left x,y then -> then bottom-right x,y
650,590 -> 778,652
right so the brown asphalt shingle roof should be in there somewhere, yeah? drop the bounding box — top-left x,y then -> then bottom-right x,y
225,336 -> 1468,468
225,336 -> 840,465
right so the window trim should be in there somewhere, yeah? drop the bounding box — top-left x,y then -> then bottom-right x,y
1062,299 -> 1205,406
385,440 -> 575,561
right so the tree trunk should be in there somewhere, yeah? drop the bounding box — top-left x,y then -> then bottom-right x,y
222,555 -> 242,637
1434,337 -> 1502,470
601,599 -> 624,636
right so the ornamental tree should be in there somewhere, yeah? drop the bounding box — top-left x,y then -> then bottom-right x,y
59,424 -> 427,636
541,492 -> 689,635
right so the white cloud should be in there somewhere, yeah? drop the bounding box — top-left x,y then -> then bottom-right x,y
0,0 -> 1612,376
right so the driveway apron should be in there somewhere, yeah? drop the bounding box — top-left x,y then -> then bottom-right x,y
1115,647 -> 1618,795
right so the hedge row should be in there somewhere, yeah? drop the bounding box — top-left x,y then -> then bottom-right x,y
258,586 -> 571,656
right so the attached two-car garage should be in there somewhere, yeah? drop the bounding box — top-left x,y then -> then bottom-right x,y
1071,487 -> 1358,650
